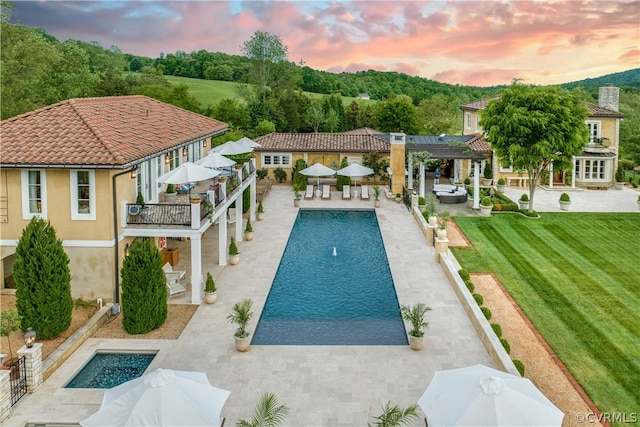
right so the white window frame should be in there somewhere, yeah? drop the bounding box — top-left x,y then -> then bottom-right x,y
586,121 -> 601,144
21,169 -> 47,220
261,153 -> 291,168
70,170 -> 96,220
498,158 -> 513,173
583,159 -> 607,181
168,149 -> 181,170
465,113 -> 472,129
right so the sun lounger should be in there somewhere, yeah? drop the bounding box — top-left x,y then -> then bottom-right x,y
162,262 -> 186,301
321,184 -> 331,199
304,184 -> 314,199
361,185 -> 370,200
342,185 -> 351,200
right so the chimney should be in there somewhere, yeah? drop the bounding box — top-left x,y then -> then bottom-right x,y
598,85 -> 619,112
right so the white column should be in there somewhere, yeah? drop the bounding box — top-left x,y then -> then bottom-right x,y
235,193 -> 243,242
218,213 -> 227,266
190,235 -> 202,304
407,155 -> 413,190
419,162 -> 426,198
473,161 -> 480,209
250,180 -> 256,222
571,157 -> 576,188
190,201 -> 200,230
549,162 -> 554,189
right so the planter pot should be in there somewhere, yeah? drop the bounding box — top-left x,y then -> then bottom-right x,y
518,200 -> 530,210
244,231 -> 254,241
482,178 -> 492,187
163,192 -> 177,203
395,196 -> 402,203
467,198 -> 474,208
436,228 -> 447,239
418,204 -> 426,212
294,199 -> 301,207
428,215 -> 438,226
256,212 -> 264,221
614,182 -> 625,190
408,335 -> 424,351
234,335 -> 250,352
497,184 -> 507,193
2,357 -> 20,381
229,253 -> 240,265
559,201 -> 570,211
204,291 -> 217,304
374,200 -> 381,208
479,205 -> 493,216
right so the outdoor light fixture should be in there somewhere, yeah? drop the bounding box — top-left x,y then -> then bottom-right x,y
23,327 -> 36,348
202,139 -> 207,148
165,154 -> 170,164
124,243 -> 130,257
130,168 -> 137,179
182,147 -> 187,157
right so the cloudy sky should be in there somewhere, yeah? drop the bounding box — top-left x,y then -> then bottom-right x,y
9,1 -> 640,87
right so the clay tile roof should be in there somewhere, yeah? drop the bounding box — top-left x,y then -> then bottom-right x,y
341,127 -> 385,135
254,132 -> 390,153
467,134 -> 492,154
587,103 -> 624,118
1,95 -> 228,167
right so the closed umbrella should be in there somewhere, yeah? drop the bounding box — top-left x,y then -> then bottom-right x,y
195,152 -> 236,169
418,364 -> 564,426
80,368 -> 230,427
299,162 -> 336,187
336,163 -> 374,195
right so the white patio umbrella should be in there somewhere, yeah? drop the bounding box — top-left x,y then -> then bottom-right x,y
299,162 -> 336,187
156,162 -> 220,184
418,364 -> 564,427
195,152 -> 236,168
336,163 -> 374,193
236,136 -> 261,148
212,140 -> 254,155
80,368 -> 231,427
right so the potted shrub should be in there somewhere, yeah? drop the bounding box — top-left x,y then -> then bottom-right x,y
480,196 -> 493,216
418,196 -> 427,212
229,237 -> 240,265
204,272 -> 217,304
436,210 -> 450,239
400,303 -> 432,350
615,164 -> 626,190
559,192 -> 571,211
425,194 -> 438,225
293,185 -> 301,207
1,309 -> 22,379
256,201 -> 264,221
518,193 -> 530,210
373,185 -> 381,208
244,218 -> 254,241
227,298 -> 253,352
163,184 -> 177,203
482,164 -> 493,186
497,178 -> 507,192
395,193 -> 402,203
463,177 -> 471,189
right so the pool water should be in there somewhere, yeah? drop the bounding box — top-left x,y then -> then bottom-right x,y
65,352 -> 156,388
252,209 -> 407,345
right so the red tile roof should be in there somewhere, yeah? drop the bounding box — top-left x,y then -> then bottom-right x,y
341,127 -> 384,135
254,132 -> 390,153
466,134 -> 492,154
460,97 -> 623,118
1,96 -> 228,167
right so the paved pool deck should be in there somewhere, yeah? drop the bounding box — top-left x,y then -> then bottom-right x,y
6,183 -> 638,426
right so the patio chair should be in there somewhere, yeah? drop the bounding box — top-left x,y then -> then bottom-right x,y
162,262 -> 186,301
342,185 -> 351,200
304,184 -> 314,199
321,184 -> 331,199
361,185 -> 370,200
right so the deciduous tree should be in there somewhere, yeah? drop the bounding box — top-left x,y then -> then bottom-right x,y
241,31 -> 288,102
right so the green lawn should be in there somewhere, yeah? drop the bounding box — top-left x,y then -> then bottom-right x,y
163,75 -> 378,109
451,213 -> 640,419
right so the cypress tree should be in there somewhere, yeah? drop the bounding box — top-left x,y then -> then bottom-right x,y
120,239 -> 167,334
14,218 -> 72,339
336,157 -> 351,191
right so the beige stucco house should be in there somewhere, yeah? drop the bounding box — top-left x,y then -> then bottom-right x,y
1,96 -> 256,305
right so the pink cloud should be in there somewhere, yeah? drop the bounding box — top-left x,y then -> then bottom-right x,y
432,69 -> 525,87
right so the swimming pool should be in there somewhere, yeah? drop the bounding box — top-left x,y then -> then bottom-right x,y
252,209 -> 407,345
65,352 -> 156,388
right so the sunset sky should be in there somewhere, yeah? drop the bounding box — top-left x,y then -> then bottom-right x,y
10,1 -> 640,87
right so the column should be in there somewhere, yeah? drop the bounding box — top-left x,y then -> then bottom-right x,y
0,370 -> 10,423
249,180 -> 256,222
17,343 -> 43,394
549,161 -> 554,189
419,162 -> 426,198
190,235 -> 202,304
571,157 -> 576,188
235,192 -> 243,243
473,161 -> 480,209
435,237 -> 449,262
389,133 -> 406,195
407,154 -> 413,190
218,212 -> 228,266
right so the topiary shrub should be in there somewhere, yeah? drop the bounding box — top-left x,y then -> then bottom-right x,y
512,359 -> 525,376
229,237 -> 239,256
336,157 -> 351,191
491,323 -> 502,337
472,293 -> 484,305
464,177 -> 471,185
481,306 -> 492,320
497,178 -> 505,185
292,159 -> 308,191
483,163 -> 493,179
458,269 -> 471,282
256,169 -> 268,180
121,239 -> 167,334
615,163 -> 625,182
520,193 -> 529,202
465,279 -> 475,293
500,337 -> 511,354
560,192 -> 570,202
14,218 -> 73,339
481,197 -> 493,207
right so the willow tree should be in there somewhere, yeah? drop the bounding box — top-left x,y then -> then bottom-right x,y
480,83 -> 589,211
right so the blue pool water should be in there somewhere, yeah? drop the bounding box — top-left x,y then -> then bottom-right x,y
252,209 -> 407,345
65,352 -> 156,388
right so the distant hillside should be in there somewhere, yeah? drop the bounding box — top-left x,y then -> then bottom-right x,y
562,68 -> 640,90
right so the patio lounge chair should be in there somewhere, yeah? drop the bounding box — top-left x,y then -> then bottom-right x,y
321,184 -> 331,199
162,262 -> 186,301
304,184 -> 314,199
342,185 -> 351,200
361,185 -> 370,200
